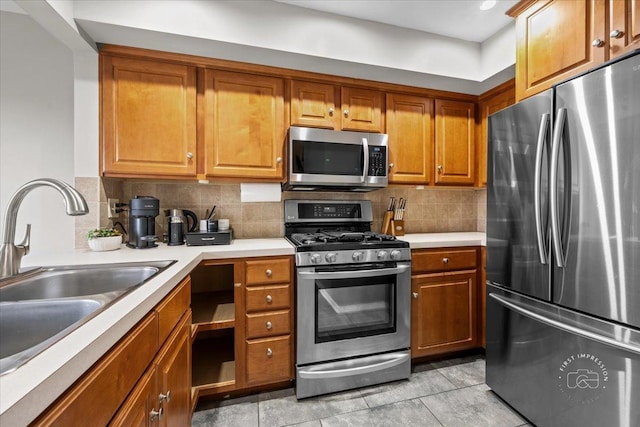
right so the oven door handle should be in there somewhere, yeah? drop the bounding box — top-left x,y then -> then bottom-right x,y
298,352 -> 410,379
298,264 -> 410,280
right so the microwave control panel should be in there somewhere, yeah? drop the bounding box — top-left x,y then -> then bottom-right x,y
368,147 -> 387,176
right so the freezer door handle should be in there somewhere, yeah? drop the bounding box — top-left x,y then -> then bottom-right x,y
489,292 -> 640,355
534,113 -> 550,265
550,108 -> 567,267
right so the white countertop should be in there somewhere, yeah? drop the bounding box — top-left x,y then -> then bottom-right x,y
0,232 -> 484,425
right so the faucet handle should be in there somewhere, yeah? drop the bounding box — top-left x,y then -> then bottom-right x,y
18,224 -> 31,256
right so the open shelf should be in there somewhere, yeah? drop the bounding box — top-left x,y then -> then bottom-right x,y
191,290 -> 235,336
192,331 -> 236,390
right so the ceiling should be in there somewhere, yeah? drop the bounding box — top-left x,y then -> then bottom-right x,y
274,0 -> 519,43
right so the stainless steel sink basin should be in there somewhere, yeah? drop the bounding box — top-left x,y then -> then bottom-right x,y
0,299 -> 103,374
0,260 -> 175,302
0,260 -> 175,374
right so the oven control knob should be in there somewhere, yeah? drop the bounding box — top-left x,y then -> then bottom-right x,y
325,252 -> 337,263
352,251 -> 364,262
377,250 -> 388,260
310,253 -> 322,264
390,250 -> 402,260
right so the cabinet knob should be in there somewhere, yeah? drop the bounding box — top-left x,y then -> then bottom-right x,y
592,38 -> 605,48
442,257 -> 449,264
437,165 -> 443,173
266,348 -> 273,357
343,109 -> 349,118
159,390 -> 171,403
266,321 -> 273,330
266,294 -> 273,303
610,29 -> 624,39
150,408 -> 163,421
276,156 -> 283,163
186,152 -> 194,159
329,107 -> 335,115
389,163 -> 394,169
412,292 -> 418,299
265,269 -> 272,277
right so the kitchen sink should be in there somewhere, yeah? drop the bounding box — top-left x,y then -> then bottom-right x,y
0,299 -> 103,374
0,260 -> 175,302
0,260 -> 176,374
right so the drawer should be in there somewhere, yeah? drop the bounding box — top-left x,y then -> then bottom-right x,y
156,275 -> 191,345
246,284 -> 290,312
246,258 -> 291,285
246,310 -> 291,339
412,248 -> 477,273
245,335 -> 292,385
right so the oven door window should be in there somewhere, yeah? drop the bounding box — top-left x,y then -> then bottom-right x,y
315,274 -> 396,343
292,140 -> 363,176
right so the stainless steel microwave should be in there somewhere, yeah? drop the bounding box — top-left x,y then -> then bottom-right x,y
284,126 -> 388,191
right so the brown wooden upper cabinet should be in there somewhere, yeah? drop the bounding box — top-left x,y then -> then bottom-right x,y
386,93 -> 433,184
477,80 -> 515,187
101,56 -> 197,178
291,80 -> 384,132
434,99 -> 475,186
509,0 -> 639,101
204,70 -> 285,180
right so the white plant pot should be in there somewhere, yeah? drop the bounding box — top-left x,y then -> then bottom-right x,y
88,235 -> 122,252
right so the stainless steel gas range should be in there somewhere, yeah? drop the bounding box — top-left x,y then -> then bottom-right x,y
284,199 -> 411,399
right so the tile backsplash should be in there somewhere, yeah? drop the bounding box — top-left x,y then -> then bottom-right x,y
73,177 -> 487,248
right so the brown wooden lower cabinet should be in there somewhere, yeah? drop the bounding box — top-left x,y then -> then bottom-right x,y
410,247 -> 482,359
245,335 -> 292,386
32,276 -> 192,427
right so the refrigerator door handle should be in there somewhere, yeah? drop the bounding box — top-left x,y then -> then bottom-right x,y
534,113 -> 550,264
489,292 -> 640,356
550,108 -> 567,268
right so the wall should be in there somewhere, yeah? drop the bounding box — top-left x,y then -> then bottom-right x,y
95,181 -> 484,246
0,11 -> 77,254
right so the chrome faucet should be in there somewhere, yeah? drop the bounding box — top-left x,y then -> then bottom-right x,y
0,178 -> 89,279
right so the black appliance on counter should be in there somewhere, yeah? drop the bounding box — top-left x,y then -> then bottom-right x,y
127,196 -> 159,249
285,199 -> 411,399
165,208 -> 198,246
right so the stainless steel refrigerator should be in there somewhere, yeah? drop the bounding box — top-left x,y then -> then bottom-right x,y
486,51 -> 640,427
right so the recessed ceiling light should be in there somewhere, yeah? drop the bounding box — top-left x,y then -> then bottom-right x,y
480,0 -> 497,10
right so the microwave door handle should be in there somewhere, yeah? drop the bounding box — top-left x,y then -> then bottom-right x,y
361,137 -> 369,183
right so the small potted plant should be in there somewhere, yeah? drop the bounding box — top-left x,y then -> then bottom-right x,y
87,228 -> 123,251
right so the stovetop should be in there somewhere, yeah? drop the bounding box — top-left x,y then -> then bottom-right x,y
288,231 -> 407,252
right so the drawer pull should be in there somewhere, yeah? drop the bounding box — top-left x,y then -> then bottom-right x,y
442,257 -> 449,264
266,269 -> 273,277
266,321 -> 273,330
412,292 -> 418,299
159,390 -> 171,403
266,348 -> 273,357
266,294 -> 273,303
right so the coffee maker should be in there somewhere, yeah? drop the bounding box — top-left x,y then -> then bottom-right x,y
165,209 -> 198,246
127,196 -> 160,249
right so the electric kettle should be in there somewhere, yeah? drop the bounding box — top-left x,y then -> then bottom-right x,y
165,209 -> 198,245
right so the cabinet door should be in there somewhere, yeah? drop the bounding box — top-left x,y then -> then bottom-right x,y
157,312 -> 192,427
291,80 -> 339,129
434,99 -> 475,185
341,87 -> 384,132
609,0 -> 640,58
386,93 -> 433,184
204,70 -> 285,179
411,271 -> 477,358
101,56 -> 197,177
512,0 -> 606,100
477,81 -> 515,187
109,369 -> 158,427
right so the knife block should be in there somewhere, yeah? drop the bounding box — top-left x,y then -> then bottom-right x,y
392,220 -> 405,236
